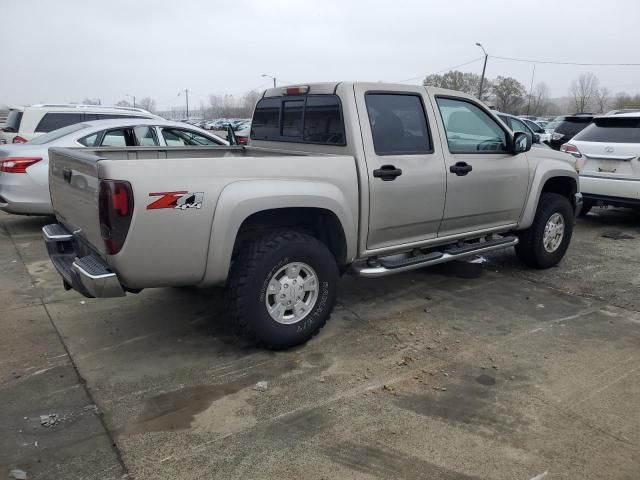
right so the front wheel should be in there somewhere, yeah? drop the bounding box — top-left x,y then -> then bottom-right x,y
227,231 -> 338,350
515,193 -> 574,269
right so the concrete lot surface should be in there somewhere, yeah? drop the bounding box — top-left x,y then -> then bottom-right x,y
1,208 -> 639,480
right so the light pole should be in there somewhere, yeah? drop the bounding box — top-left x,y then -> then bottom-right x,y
126,94 -> 136,108
261,74 -> 277,88
475,42 -> 488,100
178,89 -> 189,119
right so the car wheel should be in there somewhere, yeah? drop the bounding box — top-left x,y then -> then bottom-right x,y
515,193 -> 574,269
227,230 -> 338,350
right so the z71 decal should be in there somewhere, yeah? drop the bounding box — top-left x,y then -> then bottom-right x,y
147,191 -> 204,210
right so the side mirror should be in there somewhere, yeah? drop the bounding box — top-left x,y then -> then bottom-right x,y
226,125 -> 237,146
512,131 -> 532,153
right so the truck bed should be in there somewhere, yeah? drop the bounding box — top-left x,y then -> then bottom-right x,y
48,145 -> 359,288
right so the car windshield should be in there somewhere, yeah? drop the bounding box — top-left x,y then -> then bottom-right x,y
27,123 -> 90,145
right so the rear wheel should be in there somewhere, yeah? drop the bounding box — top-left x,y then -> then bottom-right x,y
227,230 -> 338,350
516,193 -> 574,269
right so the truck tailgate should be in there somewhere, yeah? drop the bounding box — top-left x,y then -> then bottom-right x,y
49,147 -> 105,255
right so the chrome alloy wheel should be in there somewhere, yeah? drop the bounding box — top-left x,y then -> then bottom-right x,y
265,262 -> 318,324
543,212 -> 565,253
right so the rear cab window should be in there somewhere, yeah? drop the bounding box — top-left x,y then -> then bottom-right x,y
251,95 -> 346,145
574,117 -> 640,143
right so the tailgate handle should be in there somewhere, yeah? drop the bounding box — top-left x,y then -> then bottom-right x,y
63,168 -> 72,183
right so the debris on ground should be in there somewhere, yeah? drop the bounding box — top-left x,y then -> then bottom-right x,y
40,414 -> 59,427
602,230 -> 634,240
382,384 -> 396,395
9,469 -> 27,479
468,255 -> 489,264
529,472 -> 548,480
253,381 -> 268,392
398,356 -> 414,366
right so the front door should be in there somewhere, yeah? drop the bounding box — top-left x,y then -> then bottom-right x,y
431,96 -> 530,237
354,84 -> 447,251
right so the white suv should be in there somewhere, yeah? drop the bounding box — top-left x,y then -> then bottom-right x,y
0,104 -> 161,144
561,112 -> 640,214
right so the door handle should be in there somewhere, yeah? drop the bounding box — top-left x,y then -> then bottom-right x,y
63,168 -> 72,183
449,162 -> 472,176
373,165 -> 403,181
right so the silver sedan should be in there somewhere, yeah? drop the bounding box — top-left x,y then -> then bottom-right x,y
0,119 -> 227,215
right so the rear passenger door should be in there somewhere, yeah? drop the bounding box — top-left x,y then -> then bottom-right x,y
354,84 -> 447,250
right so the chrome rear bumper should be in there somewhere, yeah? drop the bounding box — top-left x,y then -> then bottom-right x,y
43,224 -> 125,298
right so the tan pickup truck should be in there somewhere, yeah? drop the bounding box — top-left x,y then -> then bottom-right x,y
44,82 -> 582,349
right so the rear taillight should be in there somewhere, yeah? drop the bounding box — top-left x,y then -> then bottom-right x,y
12,135 -> 27,144
99,180 -> 134,255
236,136 -> 248,145
560,143 -> 582,158
0,157 -> 42,173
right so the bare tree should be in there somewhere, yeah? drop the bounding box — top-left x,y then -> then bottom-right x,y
528,82 -> 550,116
82,98 -> 101,105
569,73 -> 599,113
115,100 -> 132,107
594,87 -> 610,114
137,97 -> 156,113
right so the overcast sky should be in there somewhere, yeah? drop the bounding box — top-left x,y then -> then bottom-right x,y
2,0 -> 639,110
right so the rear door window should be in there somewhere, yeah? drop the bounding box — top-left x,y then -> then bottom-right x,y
133,126 -> 159,146
100,128 -> 134,147
365,93 -> 432,155
35,113 -> 83,133
574,117 -> 640,143
160,128 -> 220,146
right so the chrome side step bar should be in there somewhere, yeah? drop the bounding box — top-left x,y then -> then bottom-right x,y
352,236 -> 518,278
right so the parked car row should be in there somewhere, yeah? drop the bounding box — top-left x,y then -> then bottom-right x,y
0,119 -> 226,215
0,104 -> 162,145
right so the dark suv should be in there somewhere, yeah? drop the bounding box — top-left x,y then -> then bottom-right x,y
548,114 -> 594,150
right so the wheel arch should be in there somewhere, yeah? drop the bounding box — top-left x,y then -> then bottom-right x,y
519,171 -> 578,229
201,180 -> 357,285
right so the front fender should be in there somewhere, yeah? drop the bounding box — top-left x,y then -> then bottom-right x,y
201,179 -> 358,285
518,159 -> 579,230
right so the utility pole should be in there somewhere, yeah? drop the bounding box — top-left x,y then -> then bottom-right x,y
261,74 -> 277,88
126,94 -> 136,108
178,89 -> 189,118
475,42 -> 488,101
526,64 -> 536,116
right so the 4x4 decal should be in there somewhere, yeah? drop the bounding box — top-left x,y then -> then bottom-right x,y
147,191 -> 203,210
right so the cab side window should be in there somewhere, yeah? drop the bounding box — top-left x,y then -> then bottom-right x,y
436,98 -> 507,153
365,93 -> 432,155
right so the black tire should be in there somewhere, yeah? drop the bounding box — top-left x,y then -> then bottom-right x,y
227,230 -> 338,350
578,199 -> 594,217
515,193 -> 574,269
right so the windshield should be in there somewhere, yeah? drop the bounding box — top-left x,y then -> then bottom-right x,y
27,123 -> 90,145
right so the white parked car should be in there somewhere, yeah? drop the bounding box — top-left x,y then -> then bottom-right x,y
561,112 -> 640,215
0,119 -> 227,215
0,104 -> 161,145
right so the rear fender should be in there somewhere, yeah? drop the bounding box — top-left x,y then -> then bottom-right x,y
201,180 -> 357,285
